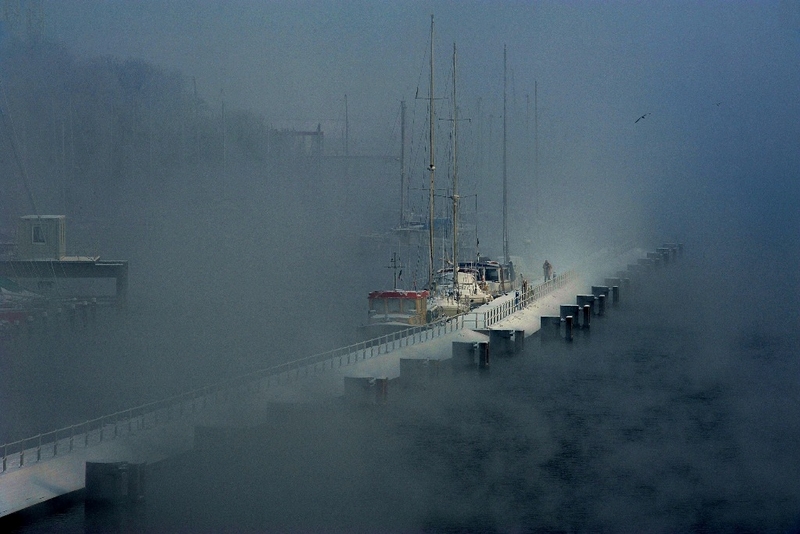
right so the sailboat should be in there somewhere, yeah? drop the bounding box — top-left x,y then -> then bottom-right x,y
427,36 -> 492,316
359,17 -> 442,337
459,45 -> 522,297
362,16 -> 494,335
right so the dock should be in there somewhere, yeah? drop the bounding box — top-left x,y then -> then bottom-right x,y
0,258 -> 129,308
0,244 -> 669,518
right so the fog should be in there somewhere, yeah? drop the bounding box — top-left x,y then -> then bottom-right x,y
141,251 -> 799,533
1,1 -> 799,531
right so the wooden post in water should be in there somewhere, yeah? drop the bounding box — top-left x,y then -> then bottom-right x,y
565,316 -> 573,342
478,342 -> 490,371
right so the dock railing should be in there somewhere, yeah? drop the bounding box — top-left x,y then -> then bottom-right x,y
0,270 -> 575,474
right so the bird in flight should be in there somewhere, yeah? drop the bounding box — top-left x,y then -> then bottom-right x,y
635,113 -> 650,124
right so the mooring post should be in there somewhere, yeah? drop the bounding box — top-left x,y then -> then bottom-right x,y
452,341 -> 476,373
560,304 -> 580,322
478,341 -> 490,371
598,294 -> 606,316
612,285 -> 619,304
490,330 -> 516,357
540,316 -> 560,343
583,305 -> 591,329
565,316 -> 573,341
577,294 -> 595,308
514,330 -> 525,354
375,377 -> 388,404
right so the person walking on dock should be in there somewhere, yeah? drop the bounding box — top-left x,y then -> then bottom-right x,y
543,260 -> 553,281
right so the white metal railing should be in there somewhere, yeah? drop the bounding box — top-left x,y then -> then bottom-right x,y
0,270 -> 575,475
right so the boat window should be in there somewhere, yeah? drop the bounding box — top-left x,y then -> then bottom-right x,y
368,299 -> 383,313
435,272 -> 454,286
386,299 -> 403,313
485,268 -> 500,282
32,225 -> 45,244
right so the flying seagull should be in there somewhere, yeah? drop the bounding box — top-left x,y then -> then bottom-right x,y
634,112 -> 650,124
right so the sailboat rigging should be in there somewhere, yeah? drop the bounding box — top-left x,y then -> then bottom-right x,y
427,14 -> 436,290
457,44 -> 522,297
361,16 -> 496,336
428,36 -> 492,316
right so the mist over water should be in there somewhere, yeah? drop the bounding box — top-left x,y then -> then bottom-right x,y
10,243 -> 799,533
152,247 -> 797,533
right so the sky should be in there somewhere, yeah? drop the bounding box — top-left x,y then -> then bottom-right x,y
42,1 -> 800,253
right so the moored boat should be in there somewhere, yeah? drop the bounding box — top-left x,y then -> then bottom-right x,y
360,288 -> 443,338
0,276 -> 46,329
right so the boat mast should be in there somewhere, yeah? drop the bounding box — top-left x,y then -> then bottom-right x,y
502,44 -> 509,265
534,80 -> 539,247
389,252 -> 402,290
452,42 -> 459,280
345,94 -> 349,156
428,14 -> 435,288
400,99 -> 407,227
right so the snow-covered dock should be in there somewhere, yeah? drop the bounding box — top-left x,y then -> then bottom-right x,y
0,245 -> 661,518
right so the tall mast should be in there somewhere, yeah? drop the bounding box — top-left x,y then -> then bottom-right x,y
502,44 -> 509,264
221,91 -> 226,182
452,42 -> 459,277
534,80 -> 539,247
428,14 -> 435,288
344,94 -> 349,156
400,99 -> 407,226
